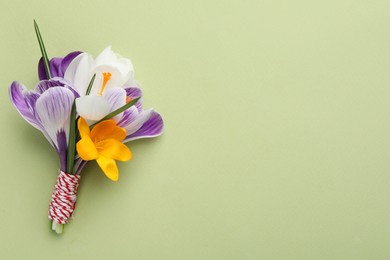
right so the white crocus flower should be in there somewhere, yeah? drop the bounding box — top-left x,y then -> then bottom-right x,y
64,46 -> 134,95
64,47 -> 134,124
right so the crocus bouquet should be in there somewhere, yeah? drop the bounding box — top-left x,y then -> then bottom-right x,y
9,21 -> 163,234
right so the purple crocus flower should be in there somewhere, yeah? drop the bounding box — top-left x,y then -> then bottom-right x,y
9,78 -> 79,171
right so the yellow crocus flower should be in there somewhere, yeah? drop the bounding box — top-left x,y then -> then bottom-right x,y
76,117 -> 132,181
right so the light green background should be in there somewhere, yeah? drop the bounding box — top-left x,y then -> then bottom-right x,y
0,0 -> 390,259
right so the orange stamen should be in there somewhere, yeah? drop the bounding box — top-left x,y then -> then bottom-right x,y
126,96 -> 133,104
99,72 -> 112,95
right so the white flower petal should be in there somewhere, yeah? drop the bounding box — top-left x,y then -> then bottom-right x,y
76,95 -> 110,125
64,53 -> 94,95
35,87 -> 74,149
94,46 -> 134,84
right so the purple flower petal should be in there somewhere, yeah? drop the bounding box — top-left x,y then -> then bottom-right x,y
103,87 -> 127,122
117,106 -> 139,128
56,130 -> 68,172
125,87 -> 142,98
35,87 -> 74,150
124,87 -> 143,111
49,57 -> 63,78
9,81 -> 44,131
104,87 -> 127,112
34,78 -> 65,94
38,57 -> 61,80
38,58 -> 48,80
38,51 -> 82,80
34,78 -> 80,98
124,110 -> 164,142
60,51 -> 82,75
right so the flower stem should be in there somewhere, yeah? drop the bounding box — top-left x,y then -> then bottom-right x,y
51,221 -> 64,234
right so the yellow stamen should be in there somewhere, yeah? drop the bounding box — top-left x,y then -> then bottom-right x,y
99,72 -> 112,95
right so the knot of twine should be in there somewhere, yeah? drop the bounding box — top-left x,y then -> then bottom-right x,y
48,171 -> 81,224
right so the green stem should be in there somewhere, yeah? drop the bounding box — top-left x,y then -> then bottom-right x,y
85,74 -> 96,95
66,101 -> 77,174
52,221 -> 64,234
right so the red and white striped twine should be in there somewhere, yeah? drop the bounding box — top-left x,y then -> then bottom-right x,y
48,171 -> 81,224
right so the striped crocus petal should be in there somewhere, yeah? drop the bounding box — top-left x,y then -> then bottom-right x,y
35,87 -> 75,163
118,106 -> 139,128
117,86 -> 164,142
123,109 -> 164,143
35,77 -> 80,98
124,87 -> 143,111
9,79 -> 79,150
9,81 -> 46,133
38,51 -> 83,80
103,87 -> 127,122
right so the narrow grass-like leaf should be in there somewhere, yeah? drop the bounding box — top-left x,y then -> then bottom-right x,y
34,20 -> 51,79
92,97 -> 140,127
85,74 -> 96,95
67,101 -> 77,174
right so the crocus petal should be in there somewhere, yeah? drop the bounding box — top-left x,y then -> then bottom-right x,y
76,137 -> 99,160
57,130 -> 68,171
34,79 -> 64,94
117,106 -> 139,128
49,57 -> 63,78
34,77 -> 80,99
64,52 -> 94,95
9,81 -> 44,132
60,51 -> 83,74
77,117 -> 91,139
94,46 -> 134,80
125,86 -> 142,99
96,156 -> 119,181
38,58 -> 47,81
38,51 -> 82,80
98,139 -> 132,161
124,87 -> 143,111
35,87 -> 74,149
125,110 -> 164,142
92,66 -> 124,93
103,87 -> 127,122
123,109 -> 153,136
38,57 -> 61,80
90,120 -> 126,141
76,95 -> 110,124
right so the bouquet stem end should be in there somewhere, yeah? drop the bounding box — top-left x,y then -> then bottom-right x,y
51,221 -> 64,234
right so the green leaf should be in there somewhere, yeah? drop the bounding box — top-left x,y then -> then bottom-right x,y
67,101 -> 77,174
91,97 -> 141,127
85,74 -> 96,95
34,20 -> 51,79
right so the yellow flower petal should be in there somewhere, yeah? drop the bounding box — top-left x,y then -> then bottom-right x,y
76,137 -> 99,160
78,117 -> 91,139
90,120 -> 126,141
98,139 -> 132,161
96,156 -> 119,181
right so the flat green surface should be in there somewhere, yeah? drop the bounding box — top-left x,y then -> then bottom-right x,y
1,0 -> 390,259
